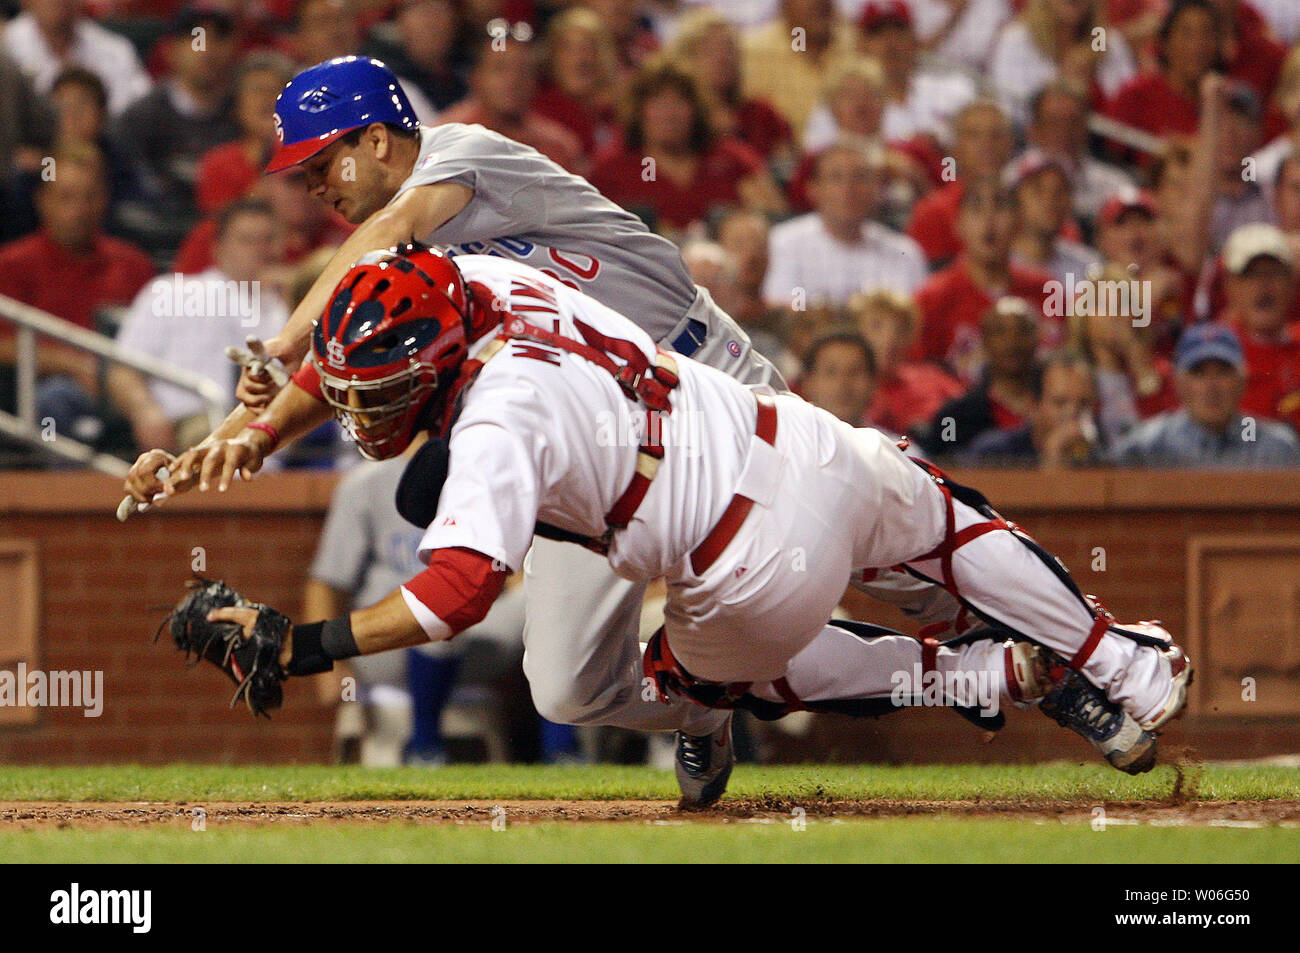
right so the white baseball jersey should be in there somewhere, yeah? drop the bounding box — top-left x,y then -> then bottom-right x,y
412,255 -> 756,583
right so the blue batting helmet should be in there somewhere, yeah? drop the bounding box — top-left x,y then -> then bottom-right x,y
267,55 -> 419,173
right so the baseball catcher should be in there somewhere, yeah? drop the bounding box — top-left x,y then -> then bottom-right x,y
133,245 -> 1191,800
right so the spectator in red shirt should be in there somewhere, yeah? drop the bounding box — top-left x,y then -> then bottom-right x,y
915,296 -> 1042,458
851,288 -> 964,437
194,51 -> 297,216
1216,222 -> 1300,429
1103,0 -> 1226,140
438,33 -> 585,174
0,143 -> 154,453
0,143 -> 154,333
914,181 -> 1059,382
589,57 -> 785,239
669,8 -> 795,166
905,98 -> 1015,266
534,7 -> 621,160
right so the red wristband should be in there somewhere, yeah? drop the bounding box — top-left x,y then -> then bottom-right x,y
245,421 -> 280,450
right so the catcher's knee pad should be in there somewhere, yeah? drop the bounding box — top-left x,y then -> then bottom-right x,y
641,630 -> 808,721
642,629 -> 754,710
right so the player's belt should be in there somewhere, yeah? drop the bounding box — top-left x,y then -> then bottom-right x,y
669,318 -> 708,357
689,394 -> 778,575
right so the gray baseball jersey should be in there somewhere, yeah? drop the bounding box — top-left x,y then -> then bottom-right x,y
391,123 -> 779,386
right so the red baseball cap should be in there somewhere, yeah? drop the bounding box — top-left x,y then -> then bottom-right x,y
1098,188 -> 1157,227
859,0 -> 913,33
1001,148 -> 1072,191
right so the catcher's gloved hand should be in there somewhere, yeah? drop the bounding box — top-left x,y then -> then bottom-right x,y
160,577 -> 290,717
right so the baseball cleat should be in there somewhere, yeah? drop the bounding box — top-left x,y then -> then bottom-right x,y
1038,666 -> 1158,775
1005,640 -> 1158,774
675,713 -> 734,809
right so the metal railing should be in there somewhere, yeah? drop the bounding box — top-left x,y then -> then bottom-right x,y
0,293 -> 228,477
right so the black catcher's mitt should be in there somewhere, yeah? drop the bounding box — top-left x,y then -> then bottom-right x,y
160,577 -> 290,716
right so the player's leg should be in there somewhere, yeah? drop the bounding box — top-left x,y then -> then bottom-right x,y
882,460 -> 1189,730
521,535 -> 725,737
646,618 -> 1159,773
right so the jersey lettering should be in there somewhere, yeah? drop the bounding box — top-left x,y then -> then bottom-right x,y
493,237 -> 535,256
537,268 -> 581,291
549,248 -> 601,280
511,342 -> 563,366
508,277 -> 561,317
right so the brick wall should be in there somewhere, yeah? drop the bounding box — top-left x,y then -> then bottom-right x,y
0,472 -> 338,763
2,468 -> 1298,765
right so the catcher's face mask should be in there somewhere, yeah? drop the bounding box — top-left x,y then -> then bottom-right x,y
318,362 -> 440,460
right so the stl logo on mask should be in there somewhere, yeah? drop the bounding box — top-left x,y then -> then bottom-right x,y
326,338 -> 347,368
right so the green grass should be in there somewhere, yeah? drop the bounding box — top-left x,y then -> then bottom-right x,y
0,761 -> 1296,803
3,763 -> 1296,863
3,818 -> 1297,864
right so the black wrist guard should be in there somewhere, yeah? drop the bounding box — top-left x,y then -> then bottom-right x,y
287,621 -> 332,675
321,615 -> 360,661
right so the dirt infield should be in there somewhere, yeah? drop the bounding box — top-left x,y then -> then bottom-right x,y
3,798 -> 1298,830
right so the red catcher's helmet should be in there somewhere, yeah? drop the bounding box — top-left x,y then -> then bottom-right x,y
314,243 -> 472,460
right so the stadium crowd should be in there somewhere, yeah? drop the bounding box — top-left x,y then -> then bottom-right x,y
2,0 -> 1300,471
